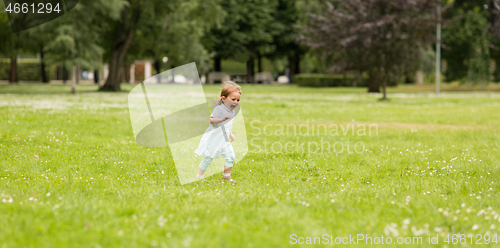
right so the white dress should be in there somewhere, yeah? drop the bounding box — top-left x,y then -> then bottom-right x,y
194,104 -> 235,158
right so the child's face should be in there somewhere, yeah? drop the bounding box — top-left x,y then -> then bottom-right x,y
221,91 -> 241,110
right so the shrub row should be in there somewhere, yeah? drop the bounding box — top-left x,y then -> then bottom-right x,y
0,60 -> 48,81
295,74 -> 369,87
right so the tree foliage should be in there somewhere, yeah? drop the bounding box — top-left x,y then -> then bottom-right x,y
0,0 -> 126,85
301,0 -> 437,97
202,0 -> 285,82
130,0 -> 224,75
442,0 -> 492,84
100,0 -> 224,91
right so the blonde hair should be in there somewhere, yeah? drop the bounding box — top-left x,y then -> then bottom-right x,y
219,81 -> 241,100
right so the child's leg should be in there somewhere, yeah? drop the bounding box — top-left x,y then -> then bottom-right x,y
222,149 -> 236,176
198,157 -> 213,176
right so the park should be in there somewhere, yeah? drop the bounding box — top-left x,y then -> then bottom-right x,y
1,0 -> 500,247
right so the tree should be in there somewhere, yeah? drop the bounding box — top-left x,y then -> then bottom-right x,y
43,0 -> 126,92
488,0 -> 500,40
267,0 -> 308,84
486,0 -> 500,82
0,0 -> 124,85
99,0 -> 141,91
0,0 -> 23,83
442,0 -> 491,84
100,0 -> 223,91
203,0 -> 282,83
301,0 -> 437,98
130,0 -> 224,76
202,0 -> 249,73
25,23 -> 61,83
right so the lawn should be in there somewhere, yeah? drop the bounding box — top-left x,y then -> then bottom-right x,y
0,83 -> 500,247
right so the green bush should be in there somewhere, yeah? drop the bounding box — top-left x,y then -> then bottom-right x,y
0,59 -> 47,81
295,73 -> 369,87
0,61 -> 8,80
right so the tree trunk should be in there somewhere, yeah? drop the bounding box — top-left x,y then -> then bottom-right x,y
76,66 -> 80,84
124,62 -> 131,83
152,60 -> 161,83
101,45 -> 127,91
294,53 -> 300,75
94,69 -> 100,84
405,68 -> 414,84
214,56 -> 221,72
382,76 -> 387,100
288,54 -> 297,84
489,0 -> 500,40
71,65 -> 77,94
257,53 -> 262,72
172,67 -> 176,83
153,60 -> 161,74
381,64 -> 388,100
100,6 -> 141,91
40,49 -> 49,83
246,56 -> 255,83
367,69 -> 380,92
62,65 -> 69,84
9,54 -> 18,83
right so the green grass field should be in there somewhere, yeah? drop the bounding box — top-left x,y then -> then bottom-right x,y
1,83 -> 500,247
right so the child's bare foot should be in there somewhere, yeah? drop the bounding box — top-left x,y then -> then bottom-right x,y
222,175 -> 234,182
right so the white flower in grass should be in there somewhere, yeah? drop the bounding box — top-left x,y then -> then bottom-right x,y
472,224 -> 479,231
46,192 -> 50,197
157,215 -> 168,227
384,223 -> 399,236
411,226 -> 426,236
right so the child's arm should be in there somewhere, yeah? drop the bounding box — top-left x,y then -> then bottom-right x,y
210,115 -> 230,125
229,132 -> 235,142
